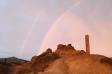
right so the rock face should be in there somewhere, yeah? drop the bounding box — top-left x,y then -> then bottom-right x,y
55,44 -> 86,57
30,49 -> 60,74
11,44 -> 112,74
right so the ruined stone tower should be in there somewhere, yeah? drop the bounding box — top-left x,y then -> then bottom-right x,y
85,34 -> 90,55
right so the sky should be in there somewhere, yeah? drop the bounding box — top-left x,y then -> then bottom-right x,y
0,0 -> 112,60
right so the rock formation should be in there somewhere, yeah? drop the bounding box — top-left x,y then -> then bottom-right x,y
10,35 -> 112,74
55,44 -> 86,57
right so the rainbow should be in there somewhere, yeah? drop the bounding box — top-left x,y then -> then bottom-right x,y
39,0 -> 87,54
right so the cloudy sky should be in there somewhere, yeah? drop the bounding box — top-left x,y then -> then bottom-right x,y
0,0 -> 112,60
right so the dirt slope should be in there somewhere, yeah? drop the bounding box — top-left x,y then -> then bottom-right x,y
38,55 -> 112,74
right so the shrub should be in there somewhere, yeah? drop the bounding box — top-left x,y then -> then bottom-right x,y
100,57 -> 112,66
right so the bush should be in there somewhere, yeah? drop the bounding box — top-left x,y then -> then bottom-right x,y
100,57 -> 112,66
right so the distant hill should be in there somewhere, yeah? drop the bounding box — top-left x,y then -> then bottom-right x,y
0,57 -> 28,74
0,57 -> 28,65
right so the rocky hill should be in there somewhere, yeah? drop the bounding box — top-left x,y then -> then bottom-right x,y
11,44 -> 112,74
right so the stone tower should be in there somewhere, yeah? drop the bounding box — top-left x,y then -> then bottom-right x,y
85,34 -> 90,55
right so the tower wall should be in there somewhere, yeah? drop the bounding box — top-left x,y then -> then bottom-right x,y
85,35 -> 90,55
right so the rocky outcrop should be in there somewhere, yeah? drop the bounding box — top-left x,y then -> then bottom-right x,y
55,44 -> 86,57
12,44 -> 88,74
30,48 -> 60,74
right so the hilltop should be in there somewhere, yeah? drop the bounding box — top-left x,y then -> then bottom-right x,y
11,44 -> 112,74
